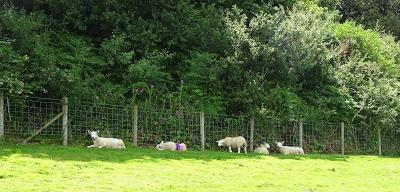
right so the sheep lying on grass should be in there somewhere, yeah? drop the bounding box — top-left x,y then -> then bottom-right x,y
216,136 -> 247,153
254,142 -> 270,155
87,130 -> 125,149
275,141 -> 304,155
156,141 -> 187,151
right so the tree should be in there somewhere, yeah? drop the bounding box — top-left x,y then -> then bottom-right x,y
332,22 -> 400,127
338,0 -> 400,40
223,2 -> 343,119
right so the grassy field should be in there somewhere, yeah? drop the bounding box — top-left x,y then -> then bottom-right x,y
0,145 -> 398,192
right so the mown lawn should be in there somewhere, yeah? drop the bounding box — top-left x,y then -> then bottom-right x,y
0,145 -> 398,192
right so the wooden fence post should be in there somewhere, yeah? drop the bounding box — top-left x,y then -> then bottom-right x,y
62,97 -> 68,146
250,117 -> 254,152
341,122 -> 345,155
0,92 -> 4,138
378,128 -> 382,156
299,120 -> 303,148
133,105 -> 138,146
200,112 -> 205,151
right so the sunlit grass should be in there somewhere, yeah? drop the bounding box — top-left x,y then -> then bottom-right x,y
0,145 -> 398,192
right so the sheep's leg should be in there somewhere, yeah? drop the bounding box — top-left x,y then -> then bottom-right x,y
87,145 -> 95,148
244,147 -> 247,154
228,147 -> 232,153
98,146 -> 103,148
238,147 -> 240,153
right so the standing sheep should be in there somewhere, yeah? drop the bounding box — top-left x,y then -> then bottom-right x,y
156,141 -> 187,151
216,136 -> 247,153
254,142 -> 271,155
87,130 -> 126,149
275,141 -> 304,155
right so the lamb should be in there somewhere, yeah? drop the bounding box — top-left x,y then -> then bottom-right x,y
156,141 -> 187,151
275,141 -> 304,155
254,142 -> 271,155
216,136 -> 247,153
87,130 -> 126,149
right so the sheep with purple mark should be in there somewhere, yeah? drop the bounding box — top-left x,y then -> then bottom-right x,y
156,141 -> 187,151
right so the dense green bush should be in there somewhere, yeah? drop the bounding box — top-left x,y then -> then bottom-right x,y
1,0 -> 400,131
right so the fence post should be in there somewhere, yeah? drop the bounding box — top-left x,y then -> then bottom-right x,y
341,122 -> 344,155
299,120 -> 303,148
133,105 -> 138,146
62,97 -> 68,146
200,112 -> 205,151
378,128 -> 382,156
0,92 -> 4,138
250,117 -> 254,152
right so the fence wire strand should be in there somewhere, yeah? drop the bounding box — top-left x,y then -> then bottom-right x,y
1,95 -> 399,155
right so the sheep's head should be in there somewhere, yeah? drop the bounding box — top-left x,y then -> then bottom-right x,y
156,141 -> 164,150
216,139 -> 225,147
275,141 -> 284,148
87,130 -> 100,140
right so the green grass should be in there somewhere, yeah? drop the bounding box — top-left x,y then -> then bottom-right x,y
0,145 -> 398,192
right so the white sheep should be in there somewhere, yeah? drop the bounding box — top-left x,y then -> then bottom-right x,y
216,136 -> 247,153
156,141 -> 187,151
275,141 -> 304,155
254,142 -> 271,155
87,130 -> 125,149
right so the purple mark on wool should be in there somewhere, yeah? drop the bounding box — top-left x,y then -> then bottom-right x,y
176,143 -> 181,151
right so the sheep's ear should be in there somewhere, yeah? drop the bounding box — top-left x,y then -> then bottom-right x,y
97,130 -> 100,133
161,141 -> 164,144
87,130 -> 91,135
282,141 -> 285,144
274,141 -> 277,144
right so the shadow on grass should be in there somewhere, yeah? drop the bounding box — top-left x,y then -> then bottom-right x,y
0,144 -> 352,163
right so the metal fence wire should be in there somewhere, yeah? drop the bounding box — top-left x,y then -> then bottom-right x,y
205,114 -> 249,151
381,128 -> 400,154
254,118 -> 299,149
3,96 -> 63,143
303,123 -> 341,154
137,108 -> 200,149
69,100 -> 132,144
1,95 -> 399,155
345,124 -> 379,154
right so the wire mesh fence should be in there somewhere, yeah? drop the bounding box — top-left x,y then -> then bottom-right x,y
3,96 -> 63,143
204,114 -> 249,151
0,94 -> 399,155
381,128 -> 400,154
303,123 -> 341,154
345,124 -> 379,154
254,118 -> 299,153
68,100 -> 132,144
137,108 -> 200,149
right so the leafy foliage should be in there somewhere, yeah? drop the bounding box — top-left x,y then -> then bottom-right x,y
1,0 -> 400,130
